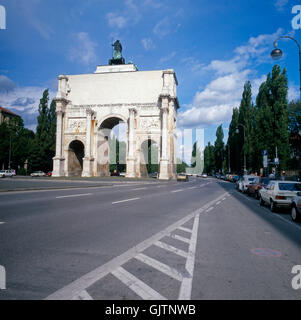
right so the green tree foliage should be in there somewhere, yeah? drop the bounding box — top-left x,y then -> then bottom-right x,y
176,159 -> 189,173
0,116 -> 35,172
29,89 -> 56,172
204,142 -> 215,174
287,100 -> 301,169
226,65 -> 290,174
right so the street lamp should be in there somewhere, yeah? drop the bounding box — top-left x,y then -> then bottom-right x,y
236,123 -> 247,174
271,35 -> 301,101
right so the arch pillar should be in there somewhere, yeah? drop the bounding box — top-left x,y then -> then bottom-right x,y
52,98 -> 67,177
82,108 -> 95,177
126,108 -> 137,178
159,96 -> 170,180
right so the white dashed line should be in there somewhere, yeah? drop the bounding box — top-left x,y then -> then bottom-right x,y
135,253 -> 183,282
112,198 -> 140,205
216,201 -> 221,205
178,212 -> 200,300
154,241 -> 188,258
112,266 -> 167,300
129,187 -> 147,191
0,222 -> 5,225
177,226 -> 193,234
206,207 -> 214,213
56,193 -> 92,199
171,189 -> 183,193
171,234 -> 191,244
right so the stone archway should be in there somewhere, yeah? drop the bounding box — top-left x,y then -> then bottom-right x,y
97,116 -> 127,176
140,139 -> 159,177
68,140 -> 85,176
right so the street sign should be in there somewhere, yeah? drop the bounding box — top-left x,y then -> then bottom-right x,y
263,150 -> 268,168
275,158 -> 279,165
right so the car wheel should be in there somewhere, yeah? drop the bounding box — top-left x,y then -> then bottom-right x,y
255,191 -> 259,200
270,199 -> 277,213
291,206 -> 301,222
259,196 -> 264,206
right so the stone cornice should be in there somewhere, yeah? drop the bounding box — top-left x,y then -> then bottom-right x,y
71,103 -> 158,109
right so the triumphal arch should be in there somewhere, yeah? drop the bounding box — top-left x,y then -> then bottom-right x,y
52,41 -> 179,180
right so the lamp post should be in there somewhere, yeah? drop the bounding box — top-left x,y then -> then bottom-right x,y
236,123 -> 247,174
271,35 -> 301,101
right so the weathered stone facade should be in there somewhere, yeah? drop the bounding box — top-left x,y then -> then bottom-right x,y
52,64 -> 179,180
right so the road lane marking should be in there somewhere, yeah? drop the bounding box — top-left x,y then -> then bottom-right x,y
177,226 -> 192,234
179,212 -> 200,300
216,201 -> 221,205
154,241 -> 188,258
56,193 -> 92,199
72,290 -> 94,300
206,207 -> 214,213
129,187 -> 147,191
112,198 -> 140,205
0,222 -> 5,225
171,189 -> 183,193
46,191 -> 228,300
171,234 -> 191,244
187,187 -> 198,190
135,253 -> 183,282
112,266 -> 167,300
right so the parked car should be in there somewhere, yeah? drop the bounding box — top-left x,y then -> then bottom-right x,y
247,177 -> 270,199
237,175 -> 258,193
0,170 -> 14,178
110,170 -> 120,176
201,173 -> 208,178
177,173 -> 189,182
149,172 -> 158,179
259,181 -> 301,212
119,172 -> 126,177
231,175 -> 239,183
30,171 -> 46,177
45,171 -> 52,177
291,192 -> 301,222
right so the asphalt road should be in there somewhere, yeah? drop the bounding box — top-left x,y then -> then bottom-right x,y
0,177 -> 300,300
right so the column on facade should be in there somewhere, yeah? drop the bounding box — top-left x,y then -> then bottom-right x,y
159,97 -> 170,180
55,110 -> 63,158
85,109 -> 93,158
82,108 -> 94,177
52,100 -> 66,177
126,108 -> 137,178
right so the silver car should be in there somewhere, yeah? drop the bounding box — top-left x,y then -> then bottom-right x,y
291,192 -> 301,222
259,181 -> 301,212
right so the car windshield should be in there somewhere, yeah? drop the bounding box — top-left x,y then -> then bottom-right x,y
278,183 -> 301,191
247,177 -> 257,182
260,178 -> 270,184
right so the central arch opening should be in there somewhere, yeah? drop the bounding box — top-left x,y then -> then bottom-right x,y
140,139 -> 159,178
97,116 -> 127,176
68,140 -> 85,176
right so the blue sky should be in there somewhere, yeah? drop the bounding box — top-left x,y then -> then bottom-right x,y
0,0 -> 299,154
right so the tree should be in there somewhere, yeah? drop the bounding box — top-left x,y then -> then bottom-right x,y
204,142 -> 215,174
190,141 -> 202,173
255,66 -> 289,172
29,89 -> 56,172
0,116 -> 35,172
214,125 -> 224,172
287,100 -> 301,169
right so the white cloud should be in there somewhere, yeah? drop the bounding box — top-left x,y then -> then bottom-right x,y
159,51 -> 176,64
141,38 -> 155,51
106,12 -> 128,29
0,75 -> 55,129
153,17 -> 172,38
69,32 -> 98,66
179,29 -> 290,128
